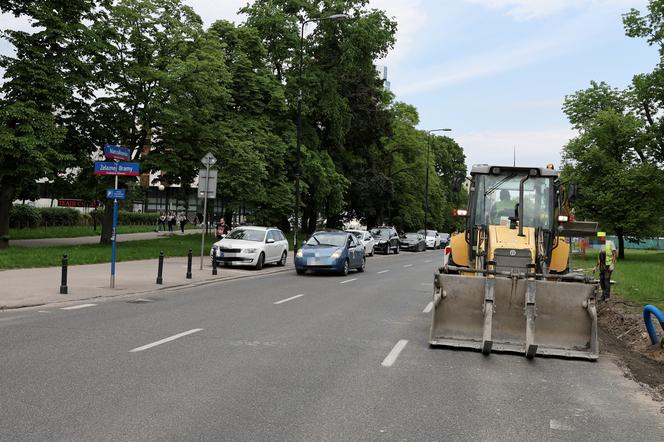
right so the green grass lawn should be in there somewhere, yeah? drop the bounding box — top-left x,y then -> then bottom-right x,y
9,224 -> 198,240
1,227 -> 306,270
571,249 -> 664,304
0,234 -> 218,269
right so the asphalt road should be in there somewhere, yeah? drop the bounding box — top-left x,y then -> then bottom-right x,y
1,250 -> 662,441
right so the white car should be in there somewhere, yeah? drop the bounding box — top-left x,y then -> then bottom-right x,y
418,229 -> 441,249
210,226 -> 289,270
347,230 -> 375,256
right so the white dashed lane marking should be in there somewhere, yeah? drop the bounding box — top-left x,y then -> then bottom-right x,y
423,302 -> 434,313
274,294 -> 305,305
60,304 -> 97,311
377,270 -> 390,274
381,340 -> 409,367
130,329 -> 203,353
340,278 -> 357,284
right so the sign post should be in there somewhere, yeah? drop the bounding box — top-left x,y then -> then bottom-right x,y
95,146 -> 139,289
200,152 -> 217,270
110,174 -> 119,288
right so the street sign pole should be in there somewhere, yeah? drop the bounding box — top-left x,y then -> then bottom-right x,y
199,153 -> 217,270
200,161 -> 210,270
110,174 -> 118,288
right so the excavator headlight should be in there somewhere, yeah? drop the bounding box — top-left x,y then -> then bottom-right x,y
454,208 -> 468,217
557,215 -> 569,222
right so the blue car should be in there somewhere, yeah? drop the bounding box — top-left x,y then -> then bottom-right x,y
295,231 -> 366,276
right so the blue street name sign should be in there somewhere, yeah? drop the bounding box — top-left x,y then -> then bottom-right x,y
103,144 -> 131,161
94,161 -> 140,176
106,189 -> 126,200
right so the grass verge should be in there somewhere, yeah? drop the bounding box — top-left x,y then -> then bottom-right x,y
0,234 -> 217,269
9,224 -> 198,240
571,249 -> 664,304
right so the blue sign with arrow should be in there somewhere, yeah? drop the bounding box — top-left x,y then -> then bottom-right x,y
106,189 -> 126,200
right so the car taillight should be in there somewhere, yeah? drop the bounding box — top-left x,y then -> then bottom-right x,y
445,246 -> 451,255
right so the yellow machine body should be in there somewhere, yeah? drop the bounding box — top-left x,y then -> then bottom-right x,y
431,165 -> 598,360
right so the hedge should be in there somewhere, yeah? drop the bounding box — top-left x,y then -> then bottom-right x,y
10,205 -> 159,228
9,205 -> 42,228
89,209 -> 159,226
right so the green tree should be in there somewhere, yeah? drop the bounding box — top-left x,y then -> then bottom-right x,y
0,0 -> 102,248
562,81 -> 664,258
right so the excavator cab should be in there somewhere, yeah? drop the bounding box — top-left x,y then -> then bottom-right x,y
430,165 -> 599,359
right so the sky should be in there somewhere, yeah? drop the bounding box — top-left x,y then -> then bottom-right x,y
1,0 -> 659,171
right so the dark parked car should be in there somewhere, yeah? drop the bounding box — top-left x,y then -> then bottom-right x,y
370,226 -> 400,254
399,232 -> 427,252
294,230 -> 366,276
439,232 -> 450,248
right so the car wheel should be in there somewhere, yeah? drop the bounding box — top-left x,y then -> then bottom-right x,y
341,259 -> 349,276
357,257 -> 366,272
395,243 -> 400,254
296,268 -> 306,275
255,252 -> 265,270
278,251 -> 287,266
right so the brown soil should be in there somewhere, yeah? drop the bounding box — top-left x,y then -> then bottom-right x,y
599,298 -> 664,396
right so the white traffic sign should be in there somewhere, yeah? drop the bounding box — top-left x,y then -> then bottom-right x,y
198,168 -> 217,199
201,152 -> 217,167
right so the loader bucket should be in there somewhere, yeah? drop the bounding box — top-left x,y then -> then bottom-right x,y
429,273 -> 598,360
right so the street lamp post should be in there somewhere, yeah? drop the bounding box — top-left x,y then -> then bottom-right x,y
294,13 -> 349,252
424,128 -> 452,235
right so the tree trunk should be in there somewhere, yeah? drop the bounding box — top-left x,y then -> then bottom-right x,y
0,179 -> 16,249
100,201 -> 113,244
616,227 -> 625,260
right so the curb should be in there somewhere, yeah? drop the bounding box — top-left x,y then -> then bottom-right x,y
1,265 -> 295,311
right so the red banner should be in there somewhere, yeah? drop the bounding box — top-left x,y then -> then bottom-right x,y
57,199 -> 99,208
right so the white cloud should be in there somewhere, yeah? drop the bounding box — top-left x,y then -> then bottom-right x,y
396,33 -> 570,95
464,0 -> 647,21
454,127 -> 577,170
371,0 -> 427,63
183,0 -> 249,26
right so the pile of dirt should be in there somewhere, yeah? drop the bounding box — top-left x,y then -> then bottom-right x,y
598,299 -> 664,395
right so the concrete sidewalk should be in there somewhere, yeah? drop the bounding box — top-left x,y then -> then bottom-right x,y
0,256 -> 294,310
11,228 -> 203,248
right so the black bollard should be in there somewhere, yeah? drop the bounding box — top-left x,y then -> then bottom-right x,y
186,248 -> 193,279
59,254 -> 68,294
212,246 -> 218,276
156,251 -> 164,284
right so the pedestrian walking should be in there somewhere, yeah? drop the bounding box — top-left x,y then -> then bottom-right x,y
179,212 -> 188,234
594,232 -> 617,301
167,212 -> 175,233
216,217 -> 229,240
158,212 -> 166,231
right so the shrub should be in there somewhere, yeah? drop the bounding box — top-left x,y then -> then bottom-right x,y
39,208 -> 81,226
9,205 -> 42,228
118,211 -> 159,225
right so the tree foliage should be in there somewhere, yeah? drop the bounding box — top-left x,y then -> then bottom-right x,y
0,0 -> 469,248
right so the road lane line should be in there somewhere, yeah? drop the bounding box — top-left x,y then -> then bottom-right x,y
381,340 -> 409,367
60,304 -> 97,311
423,302 -> 434,313
403,264 -> 413,268
377,270 -> 390,274
274,294 -> 305,305
130,329 -> 203,353
340,278 -> 357,284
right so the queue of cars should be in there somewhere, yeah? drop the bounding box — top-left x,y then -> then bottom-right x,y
210,225 -> 450,275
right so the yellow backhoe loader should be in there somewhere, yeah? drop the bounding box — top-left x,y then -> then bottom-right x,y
431,165 -> 600,360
